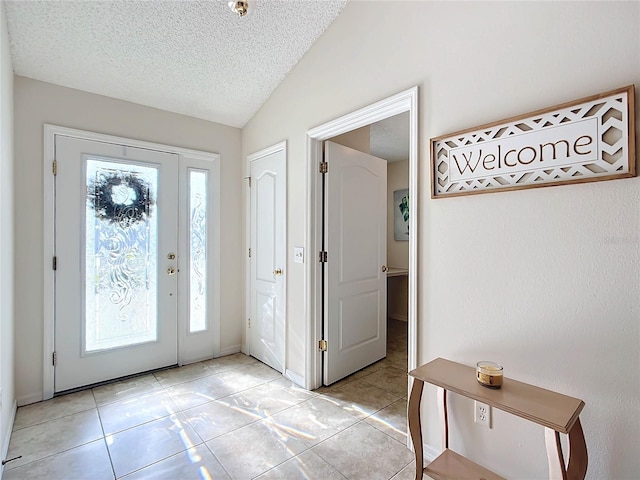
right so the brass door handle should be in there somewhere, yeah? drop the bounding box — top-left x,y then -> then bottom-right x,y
381,265 -> 388,272
167,267 -> 176,275
273,268 -> 283,276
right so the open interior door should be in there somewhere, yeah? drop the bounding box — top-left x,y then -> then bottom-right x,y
323,141 -> 387,385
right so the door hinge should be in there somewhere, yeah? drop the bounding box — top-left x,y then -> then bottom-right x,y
246,176 -> 252,187
248,248 -> 252,258
52,256 -> 57,270
318,251 -> 327,263
319,339 -> 328,352
319,162 -> 328,174
52,160 -> 57,176
52,351 -> 57,366
248,318 -> 251,328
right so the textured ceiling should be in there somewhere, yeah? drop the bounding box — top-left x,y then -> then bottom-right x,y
5,0 -> 347,128
370,112 -> 410,163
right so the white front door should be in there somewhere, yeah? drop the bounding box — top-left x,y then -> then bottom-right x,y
55,136 -> 179,392
249,144 -> 286,373
323,141 -> 387,385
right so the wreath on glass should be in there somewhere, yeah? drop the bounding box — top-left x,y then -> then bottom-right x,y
88,173 -> 154,227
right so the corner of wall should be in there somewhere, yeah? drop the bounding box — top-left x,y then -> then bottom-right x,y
0,0 -> 16,463
0,399 -> 17,476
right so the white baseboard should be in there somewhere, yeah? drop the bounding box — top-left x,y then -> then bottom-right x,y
389,313 -> 408,322
219,344 -> 242,357
285,369 -> 305,388
240,344 -> 249,355
0,399 -> 17,477
423,442 -> 440,462
17,392 -> 43,407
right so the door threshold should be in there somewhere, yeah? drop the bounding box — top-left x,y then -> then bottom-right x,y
54,364 -> 178,397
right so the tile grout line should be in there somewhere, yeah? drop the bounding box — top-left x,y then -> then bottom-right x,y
201,439 -> 236,480
92,388 -> 118,480
309,417 -> 414,480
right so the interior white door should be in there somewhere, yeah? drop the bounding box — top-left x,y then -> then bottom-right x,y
323,141 -> 387,385
249,146 -> 286,373
55,135 -> 179,392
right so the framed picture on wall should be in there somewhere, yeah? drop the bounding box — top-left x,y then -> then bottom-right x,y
394,189 -> 409,241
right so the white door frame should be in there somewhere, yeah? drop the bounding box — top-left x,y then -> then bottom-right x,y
305,87 -> 419,390
243,141 -> 287,371
43,124 -> 221,400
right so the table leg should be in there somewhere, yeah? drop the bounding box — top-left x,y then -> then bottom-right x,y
545,427 -> 567,480
408,378 -> 425,480
437,387 -> 448,450
566,418 -> 588,480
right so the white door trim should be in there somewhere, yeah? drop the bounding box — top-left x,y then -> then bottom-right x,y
43,124 -> 221,400
305,86 -> 419,390
243,141 -> 287,371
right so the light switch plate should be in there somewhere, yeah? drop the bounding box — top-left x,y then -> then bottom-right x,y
294,247 -> 304,263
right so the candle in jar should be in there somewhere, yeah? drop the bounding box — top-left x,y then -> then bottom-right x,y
476,361 -> 503,388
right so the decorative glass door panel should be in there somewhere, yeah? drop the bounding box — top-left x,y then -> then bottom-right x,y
85,159 -> 159,352
188,169 -> 208,333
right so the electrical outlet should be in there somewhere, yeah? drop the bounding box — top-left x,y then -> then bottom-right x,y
474,401 -> 491,428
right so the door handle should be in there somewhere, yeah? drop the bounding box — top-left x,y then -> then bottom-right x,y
273,268 -> 283,276
167,267 -> 176,275
381,265 -> 388,272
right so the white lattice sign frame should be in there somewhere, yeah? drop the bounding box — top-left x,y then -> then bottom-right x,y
431,85 -> 636,198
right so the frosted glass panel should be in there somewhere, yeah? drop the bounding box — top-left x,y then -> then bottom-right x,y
85,158 -> 158,352
189,169 -> 208,333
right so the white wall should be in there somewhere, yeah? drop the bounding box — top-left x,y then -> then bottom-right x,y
14,76 -> 244,405
0,0 -> 15,469
242,2 -> 640,478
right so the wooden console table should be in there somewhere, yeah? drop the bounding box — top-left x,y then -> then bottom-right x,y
408,358 -> 587,480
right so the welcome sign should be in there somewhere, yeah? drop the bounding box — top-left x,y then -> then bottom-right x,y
431,85 -> 636,197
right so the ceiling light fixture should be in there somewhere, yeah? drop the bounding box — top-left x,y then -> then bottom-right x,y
228,1 -> 249,17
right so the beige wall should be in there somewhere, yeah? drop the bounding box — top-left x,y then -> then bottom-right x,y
242,1 -> 640,477
330,125 -> 370,153
387,160 -> 408,321
13,77 -> 244,404
0,1 -> 15,466
387,160 -> 409,269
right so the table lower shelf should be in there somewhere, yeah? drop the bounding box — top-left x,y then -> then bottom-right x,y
424,449 -> 505,480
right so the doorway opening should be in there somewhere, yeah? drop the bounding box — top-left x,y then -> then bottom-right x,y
305,87 -> 418,392
326,114 -> 410,386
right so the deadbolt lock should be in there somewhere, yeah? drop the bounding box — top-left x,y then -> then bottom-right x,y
167,253 -> 176,260
273,268 -> 283,276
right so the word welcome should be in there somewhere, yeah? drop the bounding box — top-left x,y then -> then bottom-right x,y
449,118 -> 598,182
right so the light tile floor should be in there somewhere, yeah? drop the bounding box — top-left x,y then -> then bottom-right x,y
4,319 -> 418,480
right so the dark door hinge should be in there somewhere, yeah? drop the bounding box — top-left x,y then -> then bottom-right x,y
52,256 -> 57,270
52,160 -> 57,176
52,351 -> 57,366
319,162 -> 328,174
248,248 -> 252,258
318,251 -> 327,263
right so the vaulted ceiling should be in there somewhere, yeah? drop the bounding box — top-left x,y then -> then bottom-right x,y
5,0 -> 347,128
